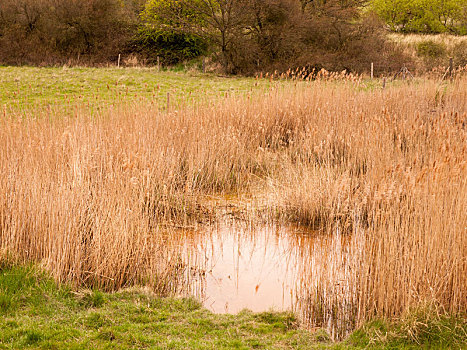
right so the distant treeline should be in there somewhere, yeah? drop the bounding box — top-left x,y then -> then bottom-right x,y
0,0 -> 142,66
371,0 -> 466,35
0,0 -> 465,73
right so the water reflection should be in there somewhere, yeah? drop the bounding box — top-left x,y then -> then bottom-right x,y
179,222 -> 355,337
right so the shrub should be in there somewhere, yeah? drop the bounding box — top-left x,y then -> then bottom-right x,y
0,0 -> 138,65
133,26 -> 207,65
451,40 -> 467,66
371,0 -> 467,34
134,0 -> 208,65
416,40 -> 447,58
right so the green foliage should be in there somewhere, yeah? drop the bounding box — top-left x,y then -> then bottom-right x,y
1,264 -> 465,348
350,308 -> 467,349
134,0 -> 208,64
0,264 -> 321,349
349,319 -> 390,347
253,311 -> 298,331
23,330 -> 43,345
81,291 -> 107,308
134,26 -> 207,64
312,329 -> 332,343
416,40 -> 447,58
395,305 -> 467,347
371,0 -> 467,34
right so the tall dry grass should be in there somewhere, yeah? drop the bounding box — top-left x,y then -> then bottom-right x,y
1,75 -> 466,331
282,77 -> 466,336
387,33 -> 467,72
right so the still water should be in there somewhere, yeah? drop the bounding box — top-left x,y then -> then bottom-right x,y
179,221 -> 355,333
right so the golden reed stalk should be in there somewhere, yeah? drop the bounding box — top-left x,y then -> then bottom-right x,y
1,75 -> 465,328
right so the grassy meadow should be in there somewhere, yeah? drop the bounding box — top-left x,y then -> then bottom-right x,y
0,66 -> 466,347
0,66 -> 273,113
0,264 -> 319,350
1,264 -> 464,349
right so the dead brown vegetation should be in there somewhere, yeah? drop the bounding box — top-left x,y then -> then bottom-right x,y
0,0 -> 139,65
1,74 -> 465,332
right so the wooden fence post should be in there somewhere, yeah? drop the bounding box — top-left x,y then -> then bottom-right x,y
167,92 -> 170,112
449,57 -> 453,80
117,54 -> 121,68
371,62 -> 374,79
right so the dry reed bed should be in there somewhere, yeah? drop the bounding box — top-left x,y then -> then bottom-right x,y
0,77 -> 466,330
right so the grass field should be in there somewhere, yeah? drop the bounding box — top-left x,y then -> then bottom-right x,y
0,66 -> 466,347
1,264 -> 464,349
0,264 -> 317,349
0,66 -> 273,113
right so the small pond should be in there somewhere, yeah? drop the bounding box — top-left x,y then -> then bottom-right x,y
177,219 -> 356,338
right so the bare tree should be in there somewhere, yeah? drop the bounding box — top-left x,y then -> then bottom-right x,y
153,0 -> 249,72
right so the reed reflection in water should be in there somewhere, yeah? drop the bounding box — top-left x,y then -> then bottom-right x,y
179,223 -> 356,337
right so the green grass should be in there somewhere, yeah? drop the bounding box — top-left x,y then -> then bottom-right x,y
349,314 -> 467,350
0,264 -> 326,349
0,66 -> 272,113
0,66 -> 428,114
1,264 -> 465,349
